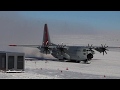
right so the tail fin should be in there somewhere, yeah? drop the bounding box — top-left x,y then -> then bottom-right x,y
42,24 -> 51,46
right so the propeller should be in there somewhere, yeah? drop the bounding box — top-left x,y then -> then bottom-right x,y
57,43 -> 67,54
40,41 -> 52,54
88,44 -> 94,51
42,45 -> 51,54
101,44 -> 109,55
41,42 -> 51,54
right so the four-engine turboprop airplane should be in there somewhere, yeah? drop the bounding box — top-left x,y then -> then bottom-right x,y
9,24 -> 120,64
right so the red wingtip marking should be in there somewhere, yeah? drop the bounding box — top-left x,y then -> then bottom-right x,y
9,45 -> 17,46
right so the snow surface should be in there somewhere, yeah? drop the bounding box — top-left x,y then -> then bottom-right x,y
0,50 -> 120,79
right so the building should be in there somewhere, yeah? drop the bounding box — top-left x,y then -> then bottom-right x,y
0,51 -> 25,72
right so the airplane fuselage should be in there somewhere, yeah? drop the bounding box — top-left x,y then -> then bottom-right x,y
50,46 -> 95,62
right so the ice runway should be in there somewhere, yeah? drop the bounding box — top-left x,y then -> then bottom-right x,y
0,50 -> 120,79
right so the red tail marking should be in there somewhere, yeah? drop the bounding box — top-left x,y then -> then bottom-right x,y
44,24 -> 48,46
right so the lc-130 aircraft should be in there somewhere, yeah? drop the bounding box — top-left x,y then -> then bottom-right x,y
9,24 -> 120,64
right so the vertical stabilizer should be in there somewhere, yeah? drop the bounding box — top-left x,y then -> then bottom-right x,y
42,24 -> 51,46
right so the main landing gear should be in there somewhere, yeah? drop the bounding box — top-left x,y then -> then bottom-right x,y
83,59 -> 91,64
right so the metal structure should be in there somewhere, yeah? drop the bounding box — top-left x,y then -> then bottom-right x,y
0,51 -> 25,72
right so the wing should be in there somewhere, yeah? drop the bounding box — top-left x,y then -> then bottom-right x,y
106,46 -> 120,52
9,44 -> 58,55
9,44 -> 41,48
92,44 -> 120,55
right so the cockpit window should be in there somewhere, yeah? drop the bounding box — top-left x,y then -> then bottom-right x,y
83,49 -> 86,52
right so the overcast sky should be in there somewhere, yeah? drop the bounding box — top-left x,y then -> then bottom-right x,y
0,11 -> 120,54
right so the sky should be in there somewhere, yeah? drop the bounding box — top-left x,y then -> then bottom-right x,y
18,11 -> 120,31
0,11 -> 120,55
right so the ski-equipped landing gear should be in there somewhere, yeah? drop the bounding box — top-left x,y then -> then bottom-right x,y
83,59 -> 91,64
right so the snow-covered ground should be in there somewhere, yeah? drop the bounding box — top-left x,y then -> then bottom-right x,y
0,50 -> 120,79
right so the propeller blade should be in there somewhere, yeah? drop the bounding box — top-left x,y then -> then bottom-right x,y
104,44 -> 106,47
88,44 -> 94,51
105,50 -> 107,54
101,44 -> 103,47
91,44 -> 93,47
99,44 -> 109,55
57,43 -> 67,55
